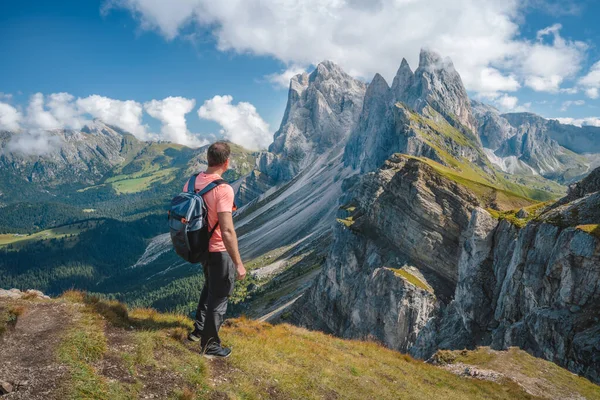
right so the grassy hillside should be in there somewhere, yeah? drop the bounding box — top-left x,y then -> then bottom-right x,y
403,154 -> 538,212
400,103 -> 566,203
2,292 -> 598,399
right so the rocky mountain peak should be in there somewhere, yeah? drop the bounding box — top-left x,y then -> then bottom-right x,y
240,60 -> 367,191
391,58 -> 414,100
471,100 -> 516,150
290,72 -> 308,88
310,60 -> 348,82
368,73 -> 391,95
407,49 -> 476,132
417,48 -> 454,71
266,60 -> 366,178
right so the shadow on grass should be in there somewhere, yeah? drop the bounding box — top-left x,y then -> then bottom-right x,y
62,290 -> 192,331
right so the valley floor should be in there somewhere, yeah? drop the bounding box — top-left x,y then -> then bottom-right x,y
1,292 -> 599,400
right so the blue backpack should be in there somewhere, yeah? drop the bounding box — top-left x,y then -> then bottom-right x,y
168,174 -> 227,264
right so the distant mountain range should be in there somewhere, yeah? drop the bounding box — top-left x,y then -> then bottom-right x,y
472,101 -> 599,182
1,49 -> 599,385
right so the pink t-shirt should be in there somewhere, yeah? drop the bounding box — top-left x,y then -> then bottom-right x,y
183,172 -> 235,253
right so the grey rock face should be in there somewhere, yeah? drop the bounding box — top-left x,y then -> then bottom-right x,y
400,49 -> 478,134
236,61 -> 366,204
293,155 -> 479,350
344,73 -> 396,171
344,50 -> 488,174
295,152 -> 600,383
564,164 -> 600,202
423,183 -> 600,383
391,58 -> 414,101
268,61 -> 366,181
294,225 -> 439,352
543,119 -> 600,154
0,288 -> 50,300
470,100 -> 515,150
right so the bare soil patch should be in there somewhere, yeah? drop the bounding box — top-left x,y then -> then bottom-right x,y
0,299 -> 71,399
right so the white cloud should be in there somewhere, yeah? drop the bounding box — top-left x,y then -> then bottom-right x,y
47,92 -> 88,130
0,102 -> 22,131
266,65 -> 306,89
0,93 -> 13,101
105,0 -> 589,96
586,88 -> 599,99
25,93 -> 63,131
579,61 -> 600,87
560,87 -> 578,94
578,61 -> 600,99
6,132 -> 62,156
554,117 -> 600,127
496,94 -> 519,110
520,24 -> 586,92
77,95 -> 147,139
476,68 -> 520,99
198,95 -> 271,150
144,96 -> 207,147
102,0 -> 200,40
560,99 -> 585,112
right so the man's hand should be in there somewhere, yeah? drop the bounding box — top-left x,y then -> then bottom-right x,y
236,263 -> 247,281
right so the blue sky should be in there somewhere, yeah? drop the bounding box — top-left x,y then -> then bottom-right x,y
1,0 -> 600,149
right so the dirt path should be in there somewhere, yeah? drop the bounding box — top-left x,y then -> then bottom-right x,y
0,299 -> 71,399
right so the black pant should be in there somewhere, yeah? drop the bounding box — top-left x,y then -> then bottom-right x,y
194,252 -> 235,347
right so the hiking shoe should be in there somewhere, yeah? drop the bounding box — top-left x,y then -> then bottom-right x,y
187,327 -> 202,342
202,342 -> 232,359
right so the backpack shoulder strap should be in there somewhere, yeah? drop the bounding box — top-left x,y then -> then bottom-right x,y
197,179 -> 228,196
186,174 -> 199,193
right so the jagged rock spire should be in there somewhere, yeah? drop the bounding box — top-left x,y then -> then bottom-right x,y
391,58 -> 414,100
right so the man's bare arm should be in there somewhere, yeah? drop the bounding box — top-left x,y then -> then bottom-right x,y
218,211 -> 246,280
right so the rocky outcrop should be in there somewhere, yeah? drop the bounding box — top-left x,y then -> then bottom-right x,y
400,49 -> 478,134
564,164 -> 600,202
0,288 -> 50,300
293,155 -> 480,349
498,113 -> 586,179
409,167 -> 600,382
294,224 -> 439,352
422,184 -> 600,382
270,61 -> 366,159
543,119 -> 600,155
294,154 -> 600,383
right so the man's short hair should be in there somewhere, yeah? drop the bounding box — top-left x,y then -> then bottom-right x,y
207,141 -> 231,167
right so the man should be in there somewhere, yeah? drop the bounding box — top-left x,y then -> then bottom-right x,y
184,141 -> 246,358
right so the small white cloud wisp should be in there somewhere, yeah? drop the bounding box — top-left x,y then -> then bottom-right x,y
198,95 -> 272,151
